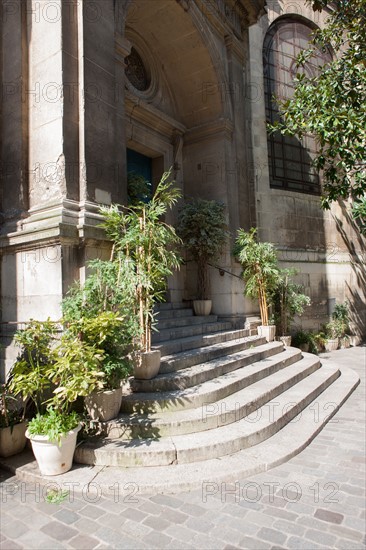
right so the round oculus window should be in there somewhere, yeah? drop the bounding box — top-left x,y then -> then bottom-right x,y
125,47 -> 150,92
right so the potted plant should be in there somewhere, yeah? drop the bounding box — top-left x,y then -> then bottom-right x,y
9,319 -> 105,475
176,198 -> 227,315
101,169 -> 182,379
62,258 -> 140,420
233,228 -> 280,342
273,268 -> 311,346
324,320 -> 341,351
0,383 -> 27,458
292,330 -> 313,352
332,301 -> 351,348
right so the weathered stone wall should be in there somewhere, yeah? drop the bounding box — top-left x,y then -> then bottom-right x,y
249,0 -> 366,336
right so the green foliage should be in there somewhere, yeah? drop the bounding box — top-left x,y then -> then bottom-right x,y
233,228 -> 280,325
45,488 -> 70,505
9,319 -> 58,415
49,336 -> 105,403
9,319 -> 105,416
176,199 -> 227,299
273,269 -> 311,336
62,259 -> 139,388
351,196 -> 366,235
101,169 -> 182,352
326,301 -> 351,338
27,407 -> 79,444
0,384 -> 23,428
293,330 -> 319,354
271,0 -> 366,211
127,172 -> 152,205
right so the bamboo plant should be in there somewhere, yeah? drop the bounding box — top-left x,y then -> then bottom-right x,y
101,170 -> 182,353
233,228 -> 280,326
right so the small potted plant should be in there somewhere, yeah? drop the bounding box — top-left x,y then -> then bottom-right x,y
273,268 -> 311,346
0,383 -> 27,458
324,320 -> 342,351
9,319 -> 105,475
101,169 -> 182,379
233,228 -> 280,342
176,198 -> 227,315
332,302 -> 351,348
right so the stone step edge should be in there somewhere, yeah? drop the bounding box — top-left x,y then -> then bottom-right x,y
152,321 -> 231,343
3,365 -> 359,495
74,362 -> 336,467
154,314 -> 218,331
92,349 -> 307,438
158,334 -> 266,373
154,328 -> 251,357
131,341 -> 290,393
122,343 -> 285,413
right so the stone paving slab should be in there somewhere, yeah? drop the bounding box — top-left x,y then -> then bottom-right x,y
0,345 -> 365,549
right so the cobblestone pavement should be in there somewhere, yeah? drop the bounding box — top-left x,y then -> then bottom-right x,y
1,346 -> 365,550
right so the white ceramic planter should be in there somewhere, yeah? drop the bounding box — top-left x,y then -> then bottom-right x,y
0,422 -> 27,458
26,424 -> 81,476
85,387 -> 123,421
193,300 -> 212,316
258,325 -> 276,342
133,350 -> 161,380
324,338 -> 339,351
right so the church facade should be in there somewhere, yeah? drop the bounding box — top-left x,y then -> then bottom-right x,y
1,0 -> 365,377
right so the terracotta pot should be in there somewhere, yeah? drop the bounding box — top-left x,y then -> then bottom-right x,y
193,300 -> 212,316
133,349 -> 161,380
84,387 -> 123,421
26,424 -> 81,476
258,325 -> 276,342
0,422 -> 27,458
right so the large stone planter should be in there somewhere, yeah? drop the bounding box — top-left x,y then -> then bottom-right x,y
26,425 -> 81,476
84,387 -> 123,422
134,350 -> 161,380
339,336 -> 350,349
193,300 -> 212,316
0,422 -> 27,458
324,338 -> 339,351
258,325 -> 276,342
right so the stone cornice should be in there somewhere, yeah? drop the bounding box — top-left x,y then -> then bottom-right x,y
194,0 -> 266,40
0,199 -> 107,251
125,91 -> 186,138
185,118 -> 234,145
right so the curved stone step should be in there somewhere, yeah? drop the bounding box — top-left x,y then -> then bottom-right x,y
154,314 -> 218,331
152,320 -> 232,343
131,341 -> 290,393
74,361 -> 339,467
122,342 -> 284,413
154,328 -> 251,357
4,365 -> 359,496
158,333 -> 263,374
97,351 -> 315,440
154,307 -> 193,320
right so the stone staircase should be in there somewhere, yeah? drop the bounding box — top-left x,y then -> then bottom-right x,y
70,303 -> 359,490
1,303 -> 359,495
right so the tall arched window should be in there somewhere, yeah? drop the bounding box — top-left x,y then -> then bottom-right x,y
263,18 -> 332,194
